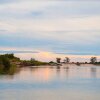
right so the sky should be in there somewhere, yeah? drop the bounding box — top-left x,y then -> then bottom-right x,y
0,0 -> 100,61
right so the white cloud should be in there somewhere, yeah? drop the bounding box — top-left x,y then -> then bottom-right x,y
0,0 -> 100,57
0,0 -> 100,34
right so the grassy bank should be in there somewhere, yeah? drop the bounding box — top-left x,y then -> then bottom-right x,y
0,54 -> 49,74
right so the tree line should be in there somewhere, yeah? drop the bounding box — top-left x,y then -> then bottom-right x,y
55,57 -> 100,64
0,54 -> 100,75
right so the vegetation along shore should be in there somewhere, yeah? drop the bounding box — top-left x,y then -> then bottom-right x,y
0,53 -> 100,74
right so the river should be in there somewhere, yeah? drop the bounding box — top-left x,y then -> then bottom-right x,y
0,64 -> 100,100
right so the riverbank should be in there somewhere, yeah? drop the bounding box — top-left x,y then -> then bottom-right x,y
0,53 -> 100,75
0,54 -> 50,74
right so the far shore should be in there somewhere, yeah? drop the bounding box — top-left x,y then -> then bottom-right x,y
0,54 -> 100,75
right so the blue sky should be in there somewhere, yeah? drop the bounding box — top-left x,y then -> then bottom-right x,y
0,0 -> 100,59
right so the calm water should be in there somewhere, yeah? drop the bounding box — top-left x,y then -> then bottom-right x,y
0,64 -> 100,100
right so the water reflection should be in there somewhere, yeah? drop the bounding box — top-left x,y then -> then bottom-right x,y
56,66 -> 61,77
0,65 -> 100,100
65,66 -> 69,78
0,65 -> 100,81
90,67 -> 97,78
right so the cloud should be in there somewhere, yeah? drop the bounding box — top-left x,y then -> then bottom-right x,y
0,0 -> 100,57
0,0 -> 100,19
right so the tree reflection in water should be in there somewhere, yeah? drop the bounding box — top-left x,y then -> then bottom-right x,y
91,67 -> 97,78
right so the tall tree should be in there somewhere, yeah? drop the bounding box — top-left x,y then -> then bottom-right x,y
56,58 -> 61,63
64,57 -> 70,63
90,57 -> 97,64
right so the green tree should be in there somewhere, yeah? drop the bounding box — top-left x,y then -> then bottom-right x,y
1,56 -> 11,69
5,54 -> 14,59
